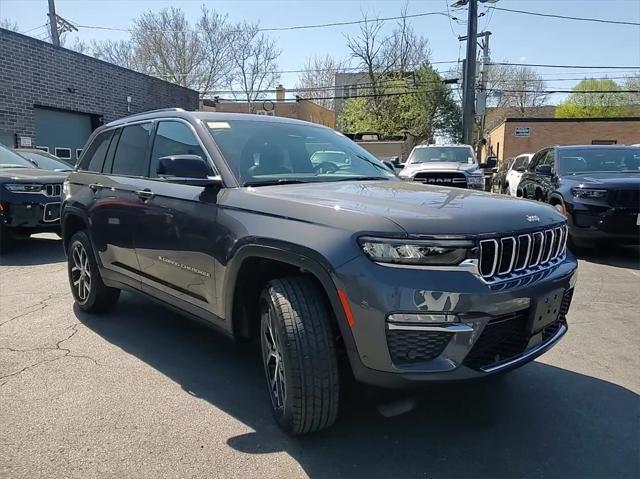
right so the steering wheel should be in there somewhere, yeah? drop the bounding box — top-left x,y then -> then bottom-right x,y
313,162 -> 339,174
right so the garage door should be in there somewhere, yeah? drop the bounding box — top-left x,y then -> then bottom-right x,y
34,107 -> 94,164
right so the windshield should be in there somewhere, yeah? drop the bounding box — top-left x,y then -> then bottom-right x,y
0,144 -> 35,168
558,148 -> 640,175
206,119 -> 396,186
409,146 -> 476,164
15,150 -> 72,171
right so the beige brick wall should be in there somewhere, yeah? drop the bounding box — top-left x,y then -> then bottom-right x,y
485,119 -> 640,162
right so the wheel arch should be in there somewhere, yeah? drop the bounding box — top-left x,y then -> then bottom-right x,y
224,243 -> 356,352
61,207 -> 90,252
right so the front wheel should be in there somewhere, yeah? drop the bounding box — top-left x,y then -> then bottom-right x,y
259,276 -> 339,435
67,230 -> 120,313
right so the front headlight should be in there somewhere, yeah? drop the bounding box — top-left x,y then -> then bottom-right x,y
359,237 -> 472,265
4,183 -> 43,193
571,188 -> 607,199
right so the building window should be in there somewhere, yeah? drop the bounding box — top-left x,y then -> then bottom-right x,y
592,140 -> 617,145
36,146 -> 49,153
55,147 -> 71,159
76,149 -> 83,159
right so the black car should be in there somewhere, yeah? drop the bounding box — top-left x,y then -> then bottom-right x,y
518,145 -> 640,247
490,157 -> 514,194
62,110 -> 576,434
0,144 -> 67,251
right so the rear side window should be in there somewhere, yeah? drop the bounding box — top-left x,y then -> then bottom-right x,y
80,131 -> 113,172
149,121 -> 207,177
110,123 -> 152,177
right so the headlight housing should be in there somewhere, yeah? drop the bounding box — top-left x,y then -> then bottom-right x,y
359,237 -> 472,265
4,183 -> 43,193
571,188 -> 607,199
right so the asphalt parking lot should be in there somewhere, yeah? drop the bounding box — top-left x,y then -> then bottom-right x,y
1,234 -> 639,479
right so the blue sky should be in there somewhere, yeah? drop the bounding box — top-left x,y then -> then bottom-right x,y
2,0 -> 639,102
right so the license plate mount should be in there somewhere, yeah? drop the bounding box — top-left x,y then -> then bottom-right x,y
530,289 -> 564,333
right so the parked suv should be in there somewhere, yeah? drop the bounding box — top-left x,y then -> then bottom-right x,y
398,144 -> 495,190
62,110 -> 577,434
518,145 -> 640,247
506,153 -> 533,197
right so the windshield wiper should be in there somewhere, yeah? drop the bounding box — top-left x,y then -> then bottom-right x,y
243,179 -> 309,187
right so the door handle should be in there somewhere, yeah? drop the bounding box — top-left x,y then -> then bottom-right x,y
136,189 -> 155,201
89,183 -> 103,192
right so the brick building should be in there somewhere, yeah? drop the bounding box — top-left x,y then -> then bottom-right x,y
201,85 -> 335,128
0,28 -> 198,161
483,117 -> 640,164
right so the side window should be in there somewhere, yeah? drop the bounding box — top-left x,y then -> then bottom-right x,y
149,121 -> 207,177
79,130 -> 113,172
110,123 -> 152,177
544,149 -> 556,169
528,151 -> 545,171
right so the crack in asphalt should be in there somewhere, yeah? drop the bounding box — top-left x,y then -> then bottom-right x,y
0,294 -> 66,328
0,323 -> 100,387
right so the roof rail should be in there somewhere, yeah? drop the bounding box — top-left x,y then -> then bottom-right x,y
119,107 -> 185,120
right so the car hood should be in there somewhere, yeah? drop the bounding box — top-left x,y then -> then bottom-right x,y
224,180 -> 564,236
0,168 -> 69,183
561,172 -> 640,188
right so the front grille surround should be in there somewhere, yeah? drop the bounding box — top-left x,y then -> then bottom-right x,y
44,183 -> 62,197
478,225 -> 567,282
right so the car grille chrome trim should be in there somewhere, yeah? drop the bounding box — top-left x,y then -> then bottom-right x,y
44,184 -> 62,197
478,225 -> 567,282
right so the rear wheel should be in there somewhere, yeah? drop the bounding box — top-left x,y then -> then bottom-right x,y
259,276 -> 339,435
67,230 -> 120,313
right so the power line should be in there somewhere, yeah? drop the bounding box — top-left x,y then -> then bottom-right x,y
489,62 -> 640,70
22,23 -> 49,34
76,10 -> 452,34
488,6 -> 640,27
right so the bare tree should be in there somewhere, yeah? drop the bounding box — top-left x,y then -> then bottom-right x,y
295,54 -> 346,109
345,14 -> 388,98
382,3 -> 430,74
90,39 -> 146,72
0,18 -> 19,31
487,63 -> 548,113
197,8 -> 236,96
228,22 -> 281,110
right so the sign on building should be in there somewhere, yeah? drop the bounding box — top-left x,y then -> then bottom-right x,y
515,127 -> 530,137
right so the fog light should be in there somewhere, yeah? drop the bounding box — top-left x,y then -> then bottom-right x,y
387,313 -> 458,323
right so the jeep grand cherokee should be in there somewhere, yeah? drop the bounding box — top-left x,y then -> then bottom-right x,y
62,109 -> 577,435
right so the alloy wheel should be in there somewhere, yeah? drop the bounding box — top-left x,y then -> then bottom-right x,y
261,303 -> 286,411
71,242 -> 91,303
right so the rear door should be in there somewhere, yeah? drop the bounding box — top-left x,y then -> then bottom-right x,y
89,121 -> 153,279
131,119 -> 224,320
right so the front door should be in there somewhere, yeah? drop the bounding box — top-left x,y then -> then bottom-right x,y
132,120 -> 224,320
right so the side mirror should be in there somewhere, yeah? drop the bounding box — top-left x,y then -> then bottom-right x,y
535,164 -> 552,176
157,154 -> 221,187
515,166 -> 527,173
482,156 -> 497,169
382,160 -> 396,172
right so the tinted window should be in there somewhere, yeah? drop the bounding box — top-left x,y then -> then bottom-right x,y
558,147 -> 640,174
80,131 -> 113,172
206,120 -> 395,185
0,144 -> 34,168
15,151 -> 72,171
150,121 -> 207,177
110,123 -> 152,176
528,151 -> 546,171
542,150 -> 555,167
513,155 -> 530,170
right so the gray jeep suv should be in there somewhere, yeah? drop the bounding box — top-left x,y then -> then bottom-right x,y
62,109 -> 577,435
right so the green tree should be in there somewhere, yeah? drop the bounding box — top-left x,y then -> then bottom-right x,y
337,64 -> 461,142
556,79 -> 629,118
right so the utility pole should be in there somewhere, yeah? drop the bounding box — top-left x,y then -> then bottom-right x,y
461,0 -> 478,145
48,0 -> 60,47
475,31 -> 491,159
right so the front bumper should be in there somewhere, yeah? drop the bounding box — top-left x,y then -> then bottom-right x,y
0,196 -> 62,229
334,253 -> 578,388
567,202 -> 640,245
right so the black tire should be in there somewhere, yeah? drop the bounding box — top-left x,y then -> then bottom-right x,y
259,276 -> 339,435
67,230 -> 120,313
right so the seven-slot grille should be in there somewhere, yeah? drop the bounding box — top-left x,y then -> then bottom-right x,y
44,184 -> 62,197
479,225 -> 567,280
